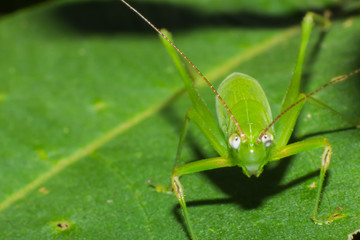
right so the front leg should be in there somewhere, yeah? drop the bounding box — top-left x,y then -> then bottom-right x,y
270,137 -> 341,224
172,157 -> 235,240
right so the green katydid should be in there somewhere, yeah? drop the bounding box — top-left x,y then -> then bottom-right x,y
121,1 -> 360,239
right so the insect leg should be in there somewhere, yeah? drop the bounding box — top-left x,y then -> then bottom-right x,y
172,156 -> 233,240
170,107 -> 235,239
150,106 -> 230,194
276,87 -> 360,149
270,137 -> 338,224
159,29 -> 213,119
277,12 -> 330,143
281,12 -> 330,111
276,93 -> 307,147
159,30 -> 228,156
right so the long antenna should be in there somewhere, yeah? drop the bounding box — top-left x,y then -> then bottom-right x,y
257,68 -> 360,142
120,0 -> 246,140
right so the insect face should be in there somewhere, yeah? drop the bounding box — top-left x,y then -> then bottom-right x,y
229,131 -> 272,177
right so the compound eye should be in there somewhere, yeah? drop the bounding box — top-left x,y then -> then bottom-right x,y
261,133 -> 273,147
229,133 -> 241,149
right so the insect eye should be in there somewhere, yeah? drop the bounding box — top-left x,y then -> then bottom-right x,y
261,133 -> 273,147
229,133 -> 241,149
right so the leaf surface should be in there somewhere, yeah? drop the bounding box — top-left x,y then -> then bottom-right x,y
0,0 -> 359,239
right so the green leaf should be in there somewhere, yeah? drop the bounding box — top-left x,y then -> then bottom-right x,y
0,0 -> 359,239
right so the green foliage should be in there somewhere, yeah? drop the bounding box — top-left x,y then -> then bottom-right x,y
0,0 -> 359,239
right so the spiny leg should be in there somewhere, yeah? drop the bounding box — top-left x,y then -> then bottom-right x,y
147,108 -> 192,194
169,107 -> 233,239
171,108 -> 232,240
148,108 -> 207,193
271,137 -> 341,224
172,157 -> 234,240
146,105 -> 229,238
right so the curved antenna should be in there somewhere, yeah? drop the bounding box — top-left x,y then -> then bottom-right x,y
257,68 -> 360,142
120,0 -> 246,140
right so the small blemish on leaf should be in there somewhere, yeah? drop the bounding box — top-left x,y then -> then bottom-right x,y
107,199 -> 113,204
165,66 -> 174,74
78,48 -> 86,56
8,67 -> 16,74
135,152 -> 143,159
0,93 -> 6,103
36,149 -> 48,160
52,220 -> 73,232
93,100 -> 107,112
57,222 -> 69,230
38,187 -> 50,195
307,113 -> 311,119
343,18 -> 353,28
326,206 -> 346,224
147,179 -> 173,194
49,219 -> 74,233
63,127 -> 69,134
348,229 -> 360,240
308,181 -> 316,189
